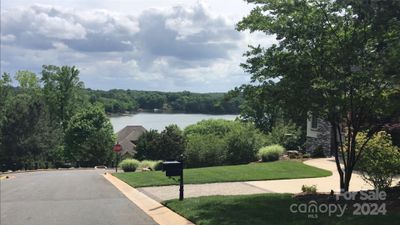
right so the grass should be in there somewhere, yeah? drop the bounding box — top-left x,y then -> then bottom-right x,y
164,193 -> 400,225
113,160 -> 331,187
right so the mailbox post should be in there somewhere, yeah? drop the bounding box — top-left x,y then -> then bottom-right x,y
162,161 -> 184,200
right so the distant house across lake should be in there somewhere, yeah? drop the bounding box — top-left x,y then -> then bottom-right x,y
116,125 -> 147,157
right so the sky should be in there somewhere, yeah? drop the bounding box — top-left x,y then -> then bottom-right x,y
1,0 -> 276,92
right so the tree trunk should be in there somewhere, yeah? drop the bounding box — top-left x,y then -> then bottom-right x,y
344,167 -> 352,192
331,121 -> 346,192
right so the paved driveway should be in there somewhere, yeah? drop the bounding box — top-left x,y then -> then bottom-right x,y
0,170 -> 157,225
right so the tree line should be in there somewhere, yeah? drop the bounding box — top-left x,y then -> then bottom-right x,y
0,66 -> 115,171
85,89 -> 242,115
0,65 -> 242,171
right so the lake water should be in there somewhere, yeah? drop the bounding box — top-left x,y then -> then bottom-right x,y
109,113 -> 239,132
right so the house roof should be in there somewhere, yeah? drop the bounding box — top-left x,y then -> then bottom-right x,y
116,125 -> 147,156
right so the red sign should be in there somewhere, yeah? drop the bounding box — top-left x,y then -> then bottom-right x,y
113,144 -> 122,152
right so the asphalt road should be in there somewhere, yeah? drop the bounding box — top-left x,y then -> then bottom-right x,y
0,170 -> 158,225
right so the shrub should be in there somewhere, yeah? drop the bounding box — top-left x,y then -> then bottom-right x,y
356,131 -> 400,189
311,145 -> 325,158
224,123 -> 263,165
258,145 -> 285,162
184,119 -> 236,137
184,120 -> 267,167
139,160 -> 163,171
134,130 -> 162,160
185,134 -> 227,168
158,125 -> 185,161
135,125 -> 184,161
119,159 -> 140,172
301,185 -> 317,194
267,122 -> 303,150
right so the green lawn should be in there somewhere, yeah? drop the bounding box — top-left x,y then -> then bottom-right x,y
113,160 -> 331,187
164,194 -> 400,225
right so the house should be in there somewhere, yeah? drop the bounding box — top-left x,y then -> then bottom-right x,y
116,125 -> 147,157
305,115 -> 335,156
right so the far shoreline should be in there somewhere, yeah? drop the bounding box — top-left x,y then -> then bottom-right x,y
107,111 -> 240,117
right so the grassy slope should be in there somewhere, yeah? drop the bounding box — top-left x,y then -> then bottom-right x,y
113,160 -> 331,187
164,194 -> 400,225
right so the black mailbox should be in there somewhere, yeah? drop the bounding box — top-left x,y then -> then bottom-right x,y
162,161 -> 182,177
162,160 -> 184,200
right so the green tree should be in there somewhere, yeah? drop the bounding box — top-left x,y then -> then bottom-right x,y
0,73 -> 12,124
41,65 -> 84,130
0,73 -> 12,125
230,84 -> 281,133
64,105 -> 114,166
14,70 -> 41,91
1,71 -> 62,170
0,73 -> 13,168
134,125 -> 185,161
356,131 -> 400,189
238,0 -> 400,191
0,91 -> 60,169
267,122 -> 303,150
158,124 -> 185,160
134,130 -> 162,160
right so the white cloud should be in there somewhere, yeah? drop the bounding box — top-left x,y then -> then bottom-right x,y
1,34 -> 16,42
1,1 -> 277,92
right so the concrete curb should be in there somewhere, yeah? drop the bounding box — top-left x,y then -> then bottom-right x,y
103,173 -> 194,225
0,175 -> 15,180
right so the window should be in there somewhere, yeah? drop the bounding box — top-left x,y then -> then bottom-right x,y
311,115 -> 318,129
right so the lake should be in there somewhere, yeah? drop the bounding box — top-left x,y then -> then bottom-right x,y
109,113 -> 238,132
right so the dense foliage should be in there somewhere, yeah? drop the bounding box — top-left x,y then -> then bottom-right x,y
238,0 -> 400,191
0,65 -> 241,170
0,66 -> 115,170
356,131 -> 400,189
134,130 -> 162,160
184,119 -> 267,168
134,125 -> 185,161
64,105 -> 115,167
266,122 -> 303,150
86,89 -> 242,115
134,119 -> 302,168
185,134 -> 227,168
